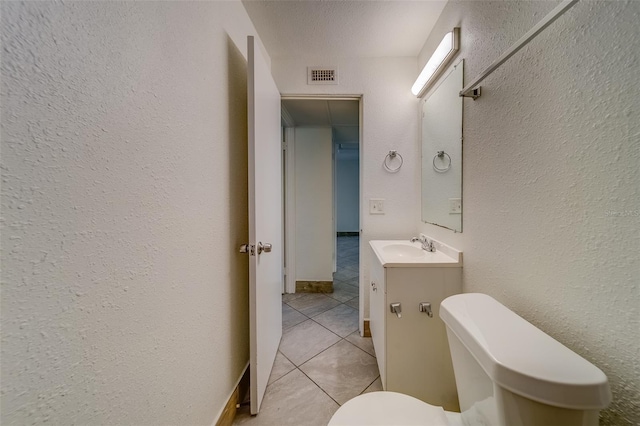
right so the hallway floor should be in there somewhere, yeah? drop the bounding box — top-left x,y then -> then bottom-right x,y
234,236 -> 381,425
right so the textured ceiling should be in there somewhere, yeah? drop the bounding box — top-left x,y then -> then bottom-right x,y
242,0 -> 447,59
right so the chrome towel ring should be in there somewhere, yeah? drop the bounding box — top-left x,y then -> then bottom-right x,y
383,150 -> 403,173
433,151 -> 452,173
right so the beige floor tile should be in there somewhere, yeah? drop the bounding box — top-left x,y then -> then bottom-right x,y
341,265 -> 360,275
282,303 -> 307,330
268,351 -> 296,385
345,331 -> 376,357
234,369 -> 339,426
345,296 -> 359,310
333,269 -> 359,282
327,283 -> 359,303
362,376 -> 383,394
279,319 -> 341,366
341,276 -> 359,288
285,293 -> 341,318
300,340 -> 379,405
313,304 -> 358,338
282,292 -> 306,304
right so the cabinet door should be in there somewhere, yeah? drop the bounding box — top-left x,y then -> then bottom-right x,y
369,258 -> 386,388
385,267 -> 460,411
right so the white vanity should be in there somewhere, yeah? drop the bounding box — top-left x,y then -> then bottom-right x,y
369,237 -> 462,411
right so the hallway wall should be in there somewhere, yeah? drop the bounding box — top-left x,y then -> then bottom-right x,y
294,127 -> 334,282
416,1 -> 640,424
1,1 -> 267,424
336,155 -> 360,233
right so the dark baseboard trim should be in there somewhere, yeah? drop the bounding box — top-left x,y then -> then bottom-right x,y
363,320 -> 371,337
216,364 -> 250,426
337,232 -> 360,237
296,280 -> 333,293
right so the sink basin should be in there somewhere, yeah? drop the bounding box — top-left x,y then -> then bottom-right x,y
382,244 -> 425,259
369,239 -> 462,268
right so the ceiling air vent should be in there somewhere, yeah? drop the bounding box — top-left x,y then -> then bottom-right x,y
308,67 -> 338,85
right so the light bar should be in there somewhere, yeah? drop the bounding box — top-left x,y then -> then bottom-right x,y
411,28 -> 460,97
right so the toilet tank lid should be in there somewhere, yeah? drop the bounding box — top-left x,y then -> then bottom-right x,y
440,293 -> 611,410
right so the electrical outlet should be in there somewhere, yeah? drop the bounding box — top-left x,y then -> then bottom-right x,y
369,198 -> 385,215
449,198 -> 462,214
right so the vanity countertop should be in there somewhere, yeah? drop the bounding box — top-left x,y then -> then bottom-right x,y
369,238 -> 462,268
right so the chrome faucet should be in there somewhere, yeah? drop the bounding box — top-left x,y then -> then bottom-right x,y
422,237 -> 435,252
410,235 -> 436,252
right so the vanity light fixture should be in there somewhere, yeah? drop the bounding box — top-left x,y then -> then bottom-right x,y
411,28 -> 460,98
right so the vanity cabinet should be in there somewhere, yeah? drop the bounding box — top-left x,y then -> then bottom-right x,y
369,242 -> 462,411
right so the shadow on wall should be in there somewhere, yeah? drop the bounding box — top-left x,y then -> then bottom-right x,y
225,35 -> 250,365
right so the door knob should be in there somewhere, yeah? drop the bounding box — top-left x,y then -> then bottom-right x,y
257,242 -> 272,254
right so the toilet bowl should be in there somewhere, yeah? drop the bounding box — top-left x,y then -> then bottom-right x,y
328,293 -> 611,426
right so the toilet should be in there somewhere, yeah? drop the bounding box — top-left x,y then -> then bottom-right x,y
329,293 -> 611,426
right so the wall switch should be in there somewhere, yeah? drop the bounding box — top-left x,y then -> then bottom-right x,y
369,198 -> 385,215
449,198 -> 462,214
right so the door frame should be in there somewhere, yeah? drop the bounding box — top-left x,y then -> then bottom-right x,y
281,95 -> 364,333
282,125 -> 296,294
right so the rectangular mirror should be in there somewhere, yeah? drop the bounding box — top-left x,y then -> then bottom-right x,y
421,60 -> 463,232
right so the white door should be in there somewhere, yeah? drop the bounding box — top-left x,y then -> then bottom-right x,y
246,36 -> 283,415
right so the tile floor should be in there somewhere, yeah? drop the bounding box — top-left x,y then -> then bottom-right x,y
234,236 -> 382,426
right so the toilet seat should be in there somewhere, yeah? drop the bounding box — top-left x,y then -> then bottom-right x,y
328,392 -> 450,426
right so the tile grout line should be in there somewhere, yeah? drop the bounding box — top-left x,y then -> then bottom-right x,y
267,335 -> 356,406
270,237 -> 367,410
284,302 -> 372,357
278,305 -> 376,399
295,336 -> 376,407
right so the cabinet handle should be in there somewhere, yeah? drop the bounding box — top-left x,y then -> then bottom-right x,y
419,302 -> 434,318
390,303 -> 402,318
371,281 -> 377,292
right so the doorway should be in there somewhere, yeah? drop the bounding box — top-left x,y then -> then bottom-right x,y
281,96 -> 361,321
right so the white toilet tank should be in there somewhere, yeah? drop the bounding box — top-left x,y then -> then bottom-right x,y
440,293 -> 611,426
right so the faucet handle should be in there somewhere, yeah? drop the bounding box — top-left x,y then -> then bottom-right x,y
410,236 -> 420,243
419,236 -> 436,252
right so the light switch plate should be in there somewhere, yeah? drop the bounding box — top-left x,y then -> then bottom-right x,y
369,198 -> 385,215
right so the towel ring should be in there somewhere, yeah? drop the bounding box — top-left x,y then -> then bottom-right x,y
383,150 -> 403,173
433,151 -> 451,173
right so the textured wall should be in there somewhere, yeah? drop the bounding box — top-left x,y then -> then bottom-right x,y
417,1 -> 640,424
1,1 -> 266,424
272,56 -> 421,323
